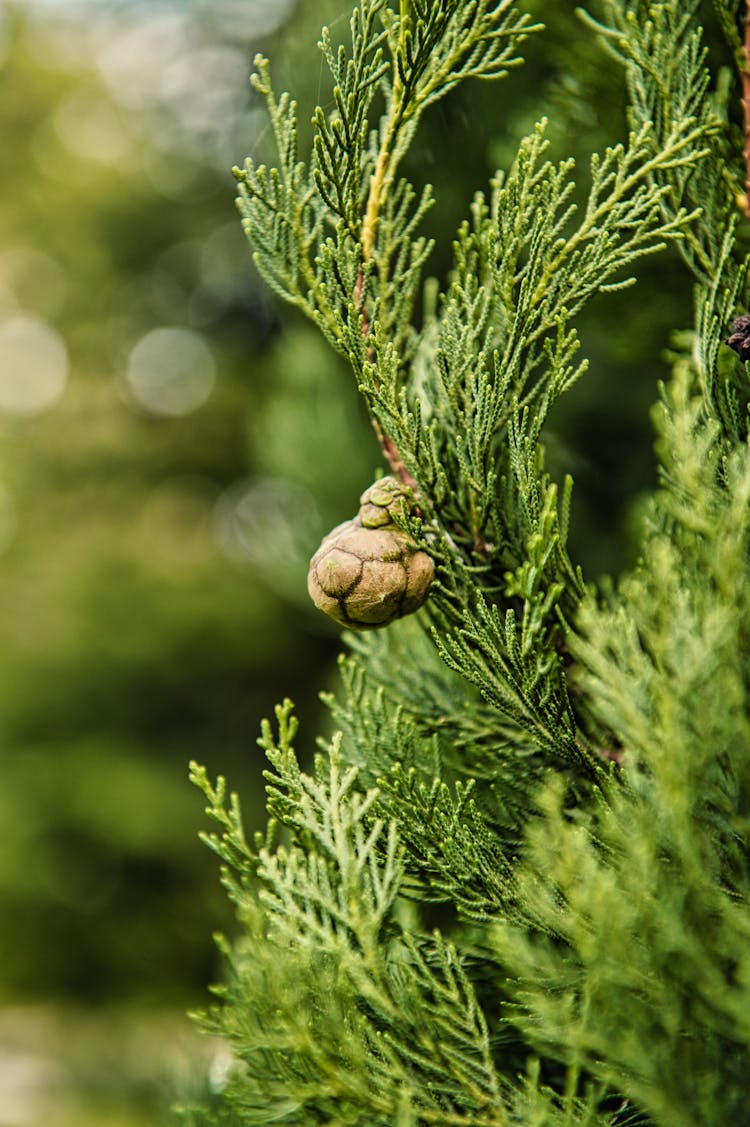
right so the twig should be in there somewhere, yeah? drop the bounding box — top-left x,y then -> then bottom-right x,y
742,1 -> 750,217
357,20 -> 419,494
355,265 -> 419,493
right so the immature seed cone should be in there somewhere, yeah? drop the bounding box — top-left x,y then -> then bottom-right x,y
727,314 -> 750,361
307,477 -> 435,629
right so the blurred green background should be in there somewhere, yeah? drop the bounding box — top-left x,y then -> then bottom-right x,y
0,1 -> 698,1124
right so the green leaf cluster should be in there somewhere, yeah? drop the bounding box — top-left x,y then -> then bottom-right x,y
189,2 -> 750,1124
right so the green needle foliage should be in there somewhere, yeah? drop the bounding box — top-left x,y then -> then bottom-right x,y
186,2 -> 750,1123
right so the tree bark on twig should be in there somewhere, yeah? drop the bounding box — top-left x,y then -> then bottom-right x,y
742,1 -> 750,216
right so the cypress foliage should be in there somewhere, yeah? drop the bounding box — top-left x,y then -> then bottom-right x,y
185,3 -> 750,1123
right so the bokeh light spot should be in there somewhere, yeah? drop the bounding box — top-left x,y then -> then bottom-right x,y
0,315 -> 69,415
214,477 -> 316,568
0,246 -> 67,320
53,91 -> 132,166
126,326 -> 216,417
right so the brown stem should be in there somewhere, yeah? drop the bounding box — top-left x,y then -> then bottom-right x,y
356,105 -> 419,492
742,1 -> 750,217
353,33 -> 421,496
355,265 -> 419,493
361,149 -> 391,263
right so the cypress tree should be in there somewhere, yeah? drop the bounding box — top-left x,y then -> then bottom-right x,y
185,3 -> 750,1122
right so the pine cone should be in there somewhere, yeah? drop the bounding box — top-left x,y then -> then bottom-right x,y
726,314 -> 750,361
307,477 -> 434,629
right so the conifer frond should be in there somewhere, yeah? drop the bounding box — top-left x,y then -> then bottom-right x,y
361,113 -> 706,548
692,237 -> 750,442
314,2 -> 390,234
378,764 -> 516,918
711,0 -> 744,64
321,623 -> 541,916
582,0 -> 731,283
333,618 -> 541,782
235,1 -> 540,364
493,349 -> 750,1124
433,581 -> 585,770
189,761 -> 256,905
353,0 -> 717,783
195,705 -> 524,1124
191,1 -> 750,1122
386,0 -> 540,109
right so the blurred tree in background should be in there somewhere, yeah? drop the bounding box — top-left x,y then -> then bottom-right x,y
0,1 -> 699,1124
0,2 -> 372,1123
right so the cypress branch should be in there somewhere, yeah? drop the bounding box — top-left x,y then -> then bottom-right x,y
188,3 -> 750,1124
